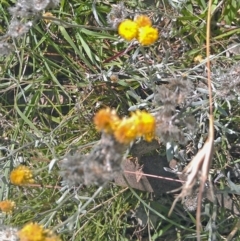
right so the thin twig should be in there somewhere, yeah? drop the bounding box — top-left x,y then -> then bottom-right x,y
124,170 -> 185,183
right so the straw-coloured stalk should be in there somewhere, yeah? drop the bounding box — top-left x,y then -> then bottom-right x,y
169,0 -> 214,240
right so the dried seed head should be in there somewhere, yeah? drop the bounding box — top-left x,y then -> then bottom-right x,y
107,2 -> 128,29
9,5 -> 36,18
47,0 -> 60,9
154,78 -> 193,107
7,20 -> 32,38
154,85 -> 178,108
9,0 -> 33,16
60,133 -> 127,187
156,122 -> 186,144
214,63 -> 240,100
0,226 -> 18,241
33,0 -> 50,11
182,194 -> 198,212
0,42 -> 13,56
153,77 -> 195,144
154,109 -> 186,143
181,115 -> 196,132
84,133 -> 125,185
60,154 -> 85,187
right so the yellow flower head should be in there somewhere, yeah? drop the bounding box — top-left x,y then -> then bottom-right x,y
43,12 -> 54,24
18,223 -> 62,241
114,117 -> 138,144
10,165 -> 34,186
18,223 -> 46,241
134,15 -> 152,27
94,108 -> 155,144
118,19 -> 138,41
143,132 -> 155,142
194,55 -> 203,63
133,111 -> 155,134
0,200 -> 15,213
137,26 -> 158,46
132,111 -> 155,141
94,108 -> 119,133
113,111 -> 155,143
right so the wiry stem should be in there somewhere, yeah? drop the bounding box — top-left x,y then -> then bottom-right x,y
169,1 -> 214,240
196,1 -> 214,239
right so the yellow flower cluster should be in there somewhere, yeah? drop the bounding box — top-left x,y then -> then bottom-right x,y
10,165 -> 34,186
18,223 -> 61,241
118,15 -> 158,46
93,108 -> 119,133
94,108 -> 155,144
0,200 -> 15,213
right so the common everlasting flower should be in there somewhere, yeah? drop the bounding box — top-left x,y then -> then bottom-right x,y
18,223 -> 46,241
134,15 -> 152,27
118,19 -> 138,41
18,223 -> 61,241
118,15 -> 159,45
94,108 -> 155,144
137,26 -> 158,46
42,12 -> 54,23
10,165 -> 34,186
133,111 -> 156,139
0,200 -> 15,213
114,117 -> 138,144
194,55 -> 203,63
93,108 -> 119,133
114,111 -> 155,144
